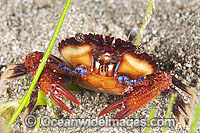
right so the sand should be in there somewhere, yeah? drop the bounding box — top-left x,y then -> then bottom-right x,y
0,0 -> 199,132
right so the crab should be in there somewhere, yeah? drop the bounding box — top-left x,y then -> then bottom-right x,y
0,33 -> 196,127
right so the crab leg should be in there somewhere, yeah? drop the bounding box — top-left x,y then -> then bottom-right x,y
172,90 -> 191,127
161,76 -> 196,127
162,85 -> 194,127
0,64 -> 28,88
99,71 -> 172,119
27,85 -> 40,113
172,76 -> 196,110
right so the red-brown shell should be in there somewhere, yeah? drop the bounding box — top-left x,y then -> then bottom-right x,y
59,33 -> 157,68
58,33 -> 158,95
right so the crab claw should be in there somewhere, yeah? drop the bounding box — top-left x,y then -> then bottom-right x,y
99,72 -> 172,120
98,98 -> 123,117
22,51 -> 81,114
39,72 -> 81,114
49,82 -> 81,114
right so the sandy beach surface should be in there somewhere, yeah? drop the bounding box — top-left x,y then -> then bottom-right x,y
0,0 -> 199,132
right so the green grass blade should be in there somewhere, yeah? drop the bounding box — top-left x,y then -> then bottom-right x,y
163,94 -> 175,133
34,117 -> 40,133
134,0 -> 154,46
7,0 -> 72,128
190,97 -> 200,133
146,108 -> 155,133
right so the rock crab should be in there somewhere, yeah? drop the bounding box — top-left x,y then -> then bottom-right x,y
0,33 -> 196,127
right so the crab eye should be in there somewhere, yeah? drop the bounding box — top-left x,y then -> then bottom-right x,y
75,33 -> 85,42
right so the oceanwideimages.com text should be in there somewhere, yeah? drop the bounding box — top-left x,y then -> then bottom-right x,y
24,115 -> 176,129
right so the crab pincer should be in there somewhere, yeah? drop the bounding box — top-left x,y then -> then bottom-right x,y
47,83 -> 80,114
25,52 -> 81,114
99,72 -> 172,120
0,51 -> 81,114
38,71 -> 80,114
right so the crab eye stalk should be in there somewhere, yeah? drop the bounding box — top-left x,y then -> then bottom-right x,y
75,33 -> 85,43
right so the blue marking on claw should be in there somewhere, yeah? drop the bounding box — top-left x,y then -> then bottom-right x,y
81,68 -> 86,76
75,68 -> 81,72
66,68 -> 71,71
118,76 -> 123,84
130,80 -> 134,86
58,63 -> 62,67
123,77 -> 129,83
63,66 -> 67,70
